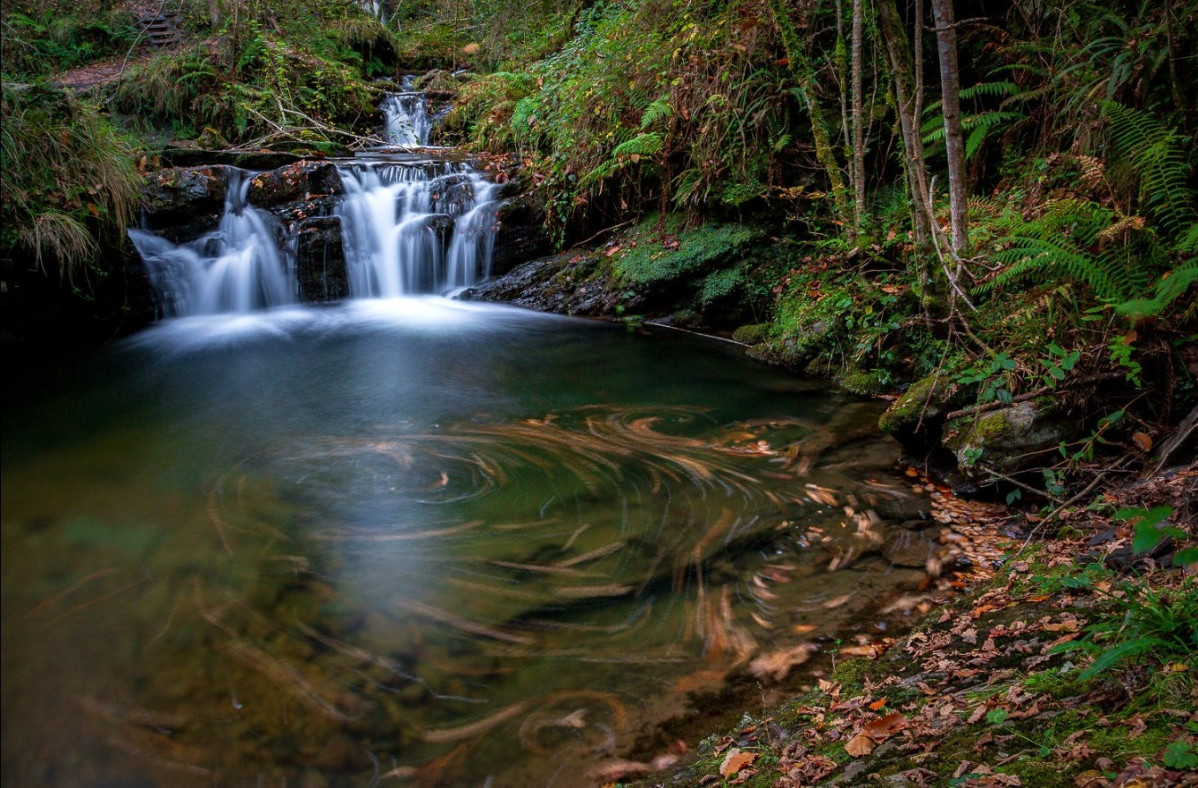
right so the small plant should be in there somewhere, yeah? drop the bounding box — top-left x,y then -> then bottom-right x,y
1047,508 -> 1196,681
957,353 -> 1017,404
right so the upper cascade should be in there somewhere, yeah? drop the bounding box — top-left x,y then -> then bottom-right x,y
381,77 -> 433,148
337,160 -> 499,298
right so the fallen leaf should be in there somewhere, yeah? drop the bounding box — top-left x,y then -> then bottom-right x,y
719,748 -> 757,777
862,712 -> 908,741
845,733 -> 875,757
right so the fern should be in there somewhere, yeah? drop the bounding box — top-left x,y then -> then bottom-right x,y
612,132 -> 663,158
1104,102 -> 1197,243
1116,259 -> 1198,319
639,95 -> 672,129
980,198 -> 1156,301
982,236 -> 1130,301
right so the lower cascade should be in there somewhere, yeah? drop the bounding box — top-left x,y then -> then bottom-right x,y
130,169 -> 294,316
131,158 -> 500,315
337,161 -> 498,298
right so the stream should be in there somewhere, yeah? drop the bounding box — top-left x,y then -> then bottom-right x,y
0,88 -> 934,788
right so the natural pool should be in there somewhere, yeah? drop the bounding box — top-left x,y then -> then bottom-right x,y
2,299 -> 930,787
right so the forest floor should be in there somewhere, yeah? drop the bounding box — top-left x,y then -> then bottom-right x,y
617,466 -> 1197,788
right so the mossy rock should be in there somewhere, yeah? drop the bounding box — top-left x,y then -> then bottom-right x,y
835,367 -> 886,396
877,373 -> 963,452
731,323 -> 770,345
944,399 -> 1070,480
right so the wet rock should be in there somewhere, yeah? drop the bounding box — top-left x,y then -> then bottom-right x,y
157,148 -> 307,169
294,216 -> 347,302
492,194 -> 552,276
248,161 -> 343,207
944,399 -> 1070,480
139,165 -> 229,231
878,374 -> 965,454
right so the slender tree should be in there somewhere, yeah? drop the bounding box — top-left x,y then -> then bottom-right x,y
766,0 -> 852,232
851,0 -> 866,231
875,0 -> 933,255
930,0 -> 968,253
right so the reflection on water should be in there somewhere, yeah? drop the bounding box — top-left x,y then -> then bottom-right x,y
1,300 -> 926,787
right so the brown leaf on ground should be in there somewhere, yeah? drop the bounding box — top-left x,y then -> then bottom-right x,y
863,711 -> 909,740
845,733 -> 876,757
719,748 -> 757,778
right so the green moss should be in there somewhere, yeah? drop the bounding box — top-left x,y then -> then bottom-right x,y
732,323 -> 771,345
610,216 -> 763,287
878,374 -> 949,435
835,367 -> 886,396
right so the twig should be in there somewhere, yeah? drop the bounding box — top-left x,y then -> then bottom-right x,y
576,219 -> 636,247
944,372 -> 1124,422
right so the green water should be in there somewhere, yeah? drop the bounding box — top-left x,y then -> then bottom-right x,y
2,299 -> 925,787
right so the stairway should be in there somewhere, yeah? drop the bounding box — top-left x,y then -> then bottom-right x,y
135,10 -> 182,48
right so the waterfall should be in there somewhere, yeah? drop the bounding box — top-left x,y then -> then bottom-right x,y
132,84 -> 503,314
381,78 -> 433,147
130,169 -> 293,317
336,161 -> 498,296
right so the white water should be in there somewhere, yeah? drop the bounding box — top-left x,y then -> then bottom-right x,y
130,170 -> 293,316
133,88 -> 500,313
337,161 -> 498,296
381,78 -> 433,147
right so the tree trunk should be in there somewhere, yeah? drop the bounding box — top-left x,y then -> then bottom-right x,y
766,0 -> 852,231
931,0 -> 968,254
875,0 -> 932,256
851,0 -> 867,231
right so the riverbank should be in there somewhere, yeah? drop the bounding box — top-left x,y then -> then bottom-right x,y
607,467 -> 1196,788
462,229 -> 1197,788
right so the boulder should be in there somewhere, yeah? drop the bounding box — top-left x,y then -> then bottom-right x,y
294,216 -> 348,303
492,194 -> 552,276
139,165 -> 229,231
878,373 -> 965,453
248,161 -> 343,207
943,399 -> 1070,481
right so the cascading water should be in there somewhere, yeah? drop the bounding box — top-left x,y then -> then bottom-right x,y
130,169 -> 293,316
337,161 -> 498,296
380,77 -> 433,148
132,84 -> 500,312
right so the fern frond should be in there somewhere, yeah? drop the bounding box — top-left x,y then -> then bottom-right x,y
1104,102 -> 1198,240
612,132 -> 663,157
980,236 -> 1129,301
1116,259 -> 1198,319
964,111 -> 1023,158
640,95 -> 672,129
959,80 -> 1020,100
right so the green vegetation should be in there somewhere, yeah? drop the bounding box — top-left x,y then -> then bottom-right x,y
1,83 -> 140,284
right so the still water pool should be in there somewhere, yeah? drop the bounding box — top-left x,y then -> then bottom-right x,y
2,299 -> 927,787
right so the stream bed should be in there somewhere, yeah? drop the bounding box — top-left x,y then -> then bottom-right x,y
0,299 -> 937,787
